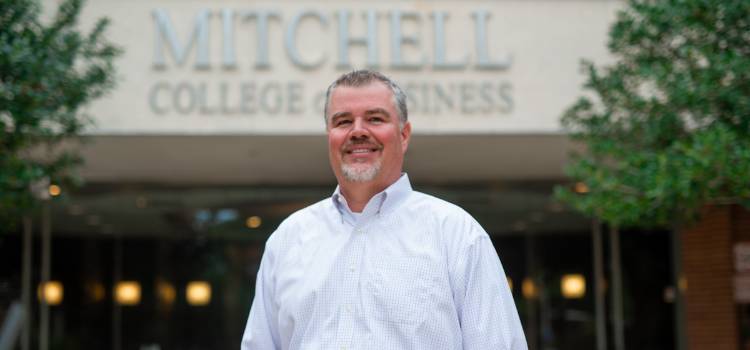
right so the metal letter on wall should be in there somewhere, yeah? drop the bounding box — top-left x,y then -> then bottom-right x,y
389,10 -> 425,70
222,9 -> 237,69
241,10 -> 281,70
431,11 -> 468,70
285,10 -> 329,69
336,10 -> 379,69
152,9 -> 211,69
472,10 -> 511,70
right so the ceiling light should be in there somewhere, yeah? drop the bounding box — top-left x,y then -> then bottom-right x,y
115,281 -> 141,306
561,274 -> 586,299
246,216 -> 262,229
186,281 -> 211,306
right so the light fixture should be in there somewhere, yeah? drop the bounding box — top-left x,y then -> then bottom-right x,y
522,278 -> 538,299
574,182 -> 589,194
115,281 -> 141,305
157,281 -> 176,306
246,216 -> 262,229
87,281 -> 105,302
186,281 -> 211,306
48,184 -> 61,197
678,275 -> 688,292
561,274 -> 586,299
38,281 -> 63,305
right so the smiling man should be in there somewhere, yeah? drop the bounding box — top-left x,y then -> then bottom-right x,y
241,70 -> 527,350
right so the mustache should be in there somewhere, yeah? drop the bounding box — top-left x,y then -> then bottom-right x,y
342,139 -> 383,150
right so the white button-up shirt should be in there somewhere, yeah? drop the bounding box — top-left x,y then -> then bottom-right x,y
242,174 -> 527,350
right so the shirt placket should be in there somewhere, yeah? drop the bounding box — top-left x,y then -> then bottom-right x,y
334,222 -> 367,350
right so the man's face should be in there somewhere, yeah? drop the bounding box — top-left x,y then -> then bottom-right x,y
326,82 -> 411,185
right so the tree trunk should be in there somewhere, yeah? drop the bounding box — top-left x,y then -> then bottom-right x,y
592,219 -> 607,350
38,203 -> 50,350
609,225 -> 625,350
21,216 -> 32,350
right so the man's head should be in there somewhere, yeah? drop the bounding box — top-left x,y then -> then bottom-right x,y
324,70 -> 411,187
324,70 -> 409,129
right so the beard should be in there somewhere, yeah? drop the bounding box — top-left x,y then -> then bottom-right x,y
341,158 -> 381,182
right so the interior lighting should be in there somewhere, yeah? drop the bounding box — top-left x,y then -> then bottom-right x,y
48,184 -> 61,197
678,275 -> 688,292
186,281 -> 211,306
115,281 -> 141,306
157,281 -> 176,306
522,278 -> 538,299
87,282 -> 106,302
38,281 -> 63,305
246,216 -> 262,229
574,182 -> 589,194
561,274 -> 586,299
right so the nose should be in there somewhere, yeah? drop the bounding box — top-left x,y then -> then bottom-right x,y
349,118 -> 370,139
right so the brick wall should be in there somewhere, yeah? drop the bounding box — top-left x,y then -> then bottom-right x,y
734,205 -> 750,350
681,205 -> 737,350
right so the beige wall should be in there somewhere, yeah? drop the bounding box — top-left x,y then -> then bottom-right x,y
66,0 -> 621,135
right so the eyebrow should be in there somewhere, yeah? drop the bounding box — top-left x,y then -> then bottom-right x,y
364,108 -> 391,118
330,112 -> 351,124
330,108 -> 392,123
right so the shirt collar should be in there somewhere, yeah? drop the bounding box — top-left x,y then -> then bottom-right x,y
331,173 -> 413,224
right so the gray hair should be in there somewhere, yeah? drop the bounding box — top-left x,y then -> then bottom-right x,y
323,70 -> 408,127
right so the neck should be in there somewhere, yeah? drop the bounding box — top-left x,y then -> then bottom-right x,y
338,174 -> 400,213
339,182 -> 384,213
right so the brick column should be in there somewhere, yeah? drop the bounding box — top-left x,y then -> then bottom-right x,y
681,205 -> 737,350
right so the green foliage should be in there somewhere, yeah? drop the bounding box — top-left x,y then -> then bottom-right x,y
0,0 -> 120,227
556,0 -> 750,228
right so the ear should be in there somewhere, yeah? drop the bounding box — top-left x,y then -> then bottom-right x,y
400,121 -> 412,153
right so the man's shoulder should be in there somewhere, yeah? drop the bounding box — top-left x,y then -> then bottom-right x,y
277,197 -> 332,231
264,197 -> 331,246
405,191 -> 484,232
403,190 -> 489,251
407,190 -> 475,221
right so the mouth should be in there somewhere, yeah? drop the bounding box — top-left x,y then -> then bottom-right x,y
345,147 -> 380,155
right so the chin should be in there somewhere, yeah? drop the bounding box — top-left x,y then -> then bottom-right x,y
341,163 -> 380,182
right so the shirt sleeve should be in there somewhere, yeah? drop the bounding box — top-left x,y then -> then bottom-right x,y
241,242 -> 281,350
453,230 -> 528,350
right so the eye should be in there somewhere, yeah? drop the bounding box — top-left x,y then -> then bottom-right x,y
369,117 -> 384,124
334,119 -> 352,127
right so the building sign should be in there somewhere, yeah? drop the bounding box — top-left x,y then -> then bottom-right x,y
72,1 -> 620,135
734,243 -> 750,303
735,243 -> 750,272
147,9 -> 512,119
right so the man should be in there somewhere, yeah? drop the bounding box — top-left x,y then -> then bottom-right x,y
242,70 -> 527,350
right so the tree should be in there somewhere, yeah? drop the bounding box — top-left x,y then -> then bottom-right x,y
0,0 -> 121,227
556,0 -> 750,228
555,2 -> 750,349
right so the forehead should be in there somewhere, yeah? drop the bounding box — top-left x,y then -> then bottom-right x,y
328,82 -> 395,114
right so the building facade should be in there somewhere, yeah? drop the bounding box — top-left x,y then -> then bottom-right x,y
0,1 -> 686,349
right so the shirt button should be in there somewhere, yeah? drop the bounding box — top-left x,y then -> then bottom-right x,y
345,305 -> 353,313
349,264 -> 356,272
355,229 -> 363,234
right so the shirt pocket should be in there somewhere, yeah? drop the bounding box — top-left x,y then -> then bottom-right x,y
365,256 -> 434,325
